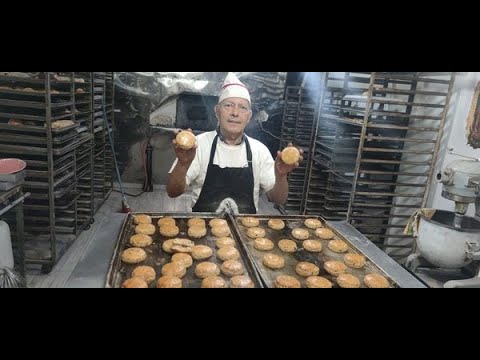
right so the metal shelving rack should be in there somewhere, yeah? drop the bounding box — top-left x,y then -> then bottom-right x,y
279,86 -> 319,213
298,72 -> 455,261
92,72 -> 114,212
104,72 -> 114,199
73,73 -> 95,233
0,72 -> 107,273
304,73 -> 366,220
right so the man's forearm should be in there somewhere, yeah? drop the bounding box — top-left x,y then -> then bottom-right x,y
267,174 -> 288,205
166,163 -> 189,198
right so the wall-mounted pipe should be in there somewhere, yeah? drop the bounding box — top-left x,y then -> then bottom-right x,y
146,141 -> 153,192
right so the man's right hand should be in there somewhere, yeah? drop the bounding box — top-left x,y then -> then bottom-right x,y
167,129 -> 196,198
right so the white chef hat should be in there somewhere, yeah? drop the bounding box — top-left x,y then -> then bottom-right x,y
218,72 -> 251,105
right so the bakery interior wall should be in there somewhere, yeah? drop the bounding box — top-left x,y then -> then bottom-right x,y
112,72 -> 480,212
113,72 -> 287,187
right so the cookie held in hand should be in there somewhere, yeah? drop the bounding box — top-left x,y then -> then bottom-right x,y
281,146 -> 300,165
175,131 -> 196,150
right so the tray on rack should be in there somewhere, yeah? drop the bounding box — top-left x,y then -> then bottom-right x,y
0,118 -> 79,134
0,169 -> 25,183
0,129 -> 78,145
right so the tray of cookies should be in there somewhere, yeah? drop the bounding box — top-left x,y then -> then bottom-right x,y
106,212 -> 264,288
230,214 -> 398,288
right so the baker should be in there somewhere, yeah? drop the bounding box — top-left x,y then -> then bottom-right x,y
167,72 -> 302,214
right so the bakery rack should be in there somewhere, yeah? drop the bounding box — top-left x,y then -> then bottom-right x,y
92,72 -> 114,212
0,72 -> 113,273
279,85 -> 319,213
290,72 -> 455,262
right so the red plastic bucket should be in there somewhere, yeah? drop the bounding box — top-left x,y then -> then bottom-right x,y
0,159 -> 27,174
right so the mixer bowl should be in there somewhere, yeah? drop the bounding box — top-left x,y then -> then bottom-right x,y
417,210 -> 480,268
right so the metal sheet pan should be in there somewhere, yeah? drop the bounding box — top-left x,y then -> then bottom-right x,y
106,212 -> 263,288
230,214 -> 399,288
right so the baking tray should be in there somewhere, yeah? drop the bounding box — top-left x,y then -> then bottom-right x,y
230,214 -> 399,288
0,118 -> 79,134
106,212 -> 264,288
25,180 -> 75,200
0,130 -> 77,145
0,179 -> 23,190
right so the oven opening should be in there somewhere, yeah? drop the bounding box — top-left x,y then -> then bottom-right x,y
176,93 -> 218,132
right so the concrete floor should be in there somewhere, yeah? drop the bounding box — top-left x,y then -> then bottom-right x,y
26,186 -> 279,288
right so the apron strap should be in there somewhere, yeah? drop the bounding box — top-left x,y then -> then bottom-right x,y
209,135 -> 219,164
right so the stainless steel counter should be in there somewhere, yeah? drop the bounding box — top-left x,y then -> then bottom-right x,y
64,214 -> 427,288
329,220 -> 427,288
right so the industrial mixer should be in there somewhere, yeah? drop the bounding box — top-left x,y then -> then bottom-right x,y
406,159 -> 480,288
